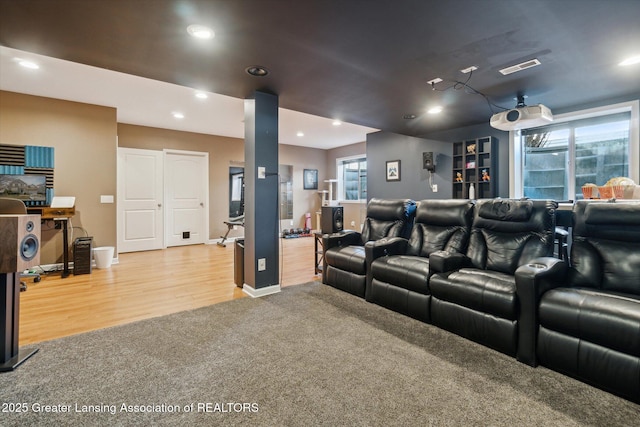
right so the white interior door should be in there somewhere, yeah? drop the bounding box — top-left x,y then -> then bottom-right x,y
117,148 -> 164,253
164,150 -> 209,247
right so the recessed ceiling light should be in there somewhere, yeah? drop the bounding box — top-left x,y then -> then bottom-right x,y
427,78 -> 443,85
403,114 -> 417,120
187,24 -> 214,39
18,59 -> 39,69
296,131 -> 304,137
332,120 -> 342,126
460,65 -> 478,74
195,92 -> 208,99
172,112 -> 185,119
246,66 -> 269,77
427,106 -> 443,114
619,55 -> 640,66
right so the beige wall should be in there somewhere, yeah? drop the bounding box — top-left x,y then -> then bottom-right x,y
325,141 -> 367,231
279,144 -> 327,229
0,89 -> 349,267
117,123 -> 245,241
0,90 -> 117,265
118,125 -> 329,239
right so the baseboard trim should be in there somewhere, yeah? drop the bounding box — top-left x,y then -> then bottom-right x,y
242,283 -> 281,298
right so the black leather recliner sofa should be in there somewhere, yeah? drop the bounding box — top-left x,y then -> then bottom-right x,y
322,198 -> 416,298
428,198 -> 557,361
521,200 -> 640,402
366,199 -> 474,322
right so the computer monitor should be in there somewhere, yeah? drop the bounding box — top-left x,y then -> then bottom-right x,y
0,174 -> 47,206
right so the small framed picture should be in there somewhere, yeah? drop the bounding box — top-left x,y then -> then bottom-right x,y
303,169 -> 318,190
386,160 -> 401,182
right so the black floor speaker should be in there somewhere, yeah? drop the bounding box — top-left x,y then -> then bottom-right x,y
321,206 -> 344,234
73,237 -> 93,275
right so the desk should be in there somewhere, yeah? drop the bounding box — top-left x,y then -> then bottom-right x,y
27,207 -> 75,278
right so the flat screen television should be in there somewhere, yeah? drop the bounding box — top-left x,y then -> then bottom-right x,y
0,174 -> 47,206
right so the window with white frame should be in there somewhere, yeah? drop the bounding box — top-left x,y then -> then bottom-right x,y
336,155 -> 367,202
511,101 -> 639,200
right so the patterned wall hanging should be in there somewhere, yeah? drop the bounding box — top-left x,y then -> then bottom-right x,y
0,144 -> 54,206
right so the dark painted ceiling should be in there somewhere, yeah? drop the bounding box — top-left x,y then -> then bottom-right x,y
1,0 -> 639,136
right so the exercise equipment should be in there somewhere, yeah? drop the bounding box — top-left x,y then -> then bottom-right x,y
217,215 -> 244,247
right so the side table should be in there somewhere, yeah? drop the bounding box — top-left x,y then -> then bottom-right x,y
313,232 -> 324,275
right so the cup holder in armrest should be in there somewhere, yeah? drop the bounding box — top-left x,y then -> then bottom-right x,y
527,263 -> 547,269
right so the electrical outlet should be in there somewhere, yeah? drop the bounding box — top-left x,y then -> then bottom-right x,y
258,166 -> 266,179
290,220 -> 293,226
350,220 -> 355,226
432,184 -> 438,192
258,258 -> 266,271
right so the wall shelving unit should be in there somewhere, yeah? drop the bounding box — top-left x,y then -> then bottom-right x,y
452,136 -> 497,199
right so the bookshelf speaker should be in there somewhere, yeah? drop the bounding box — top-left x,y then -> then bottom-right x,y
321,206 -> 343,234
0,215 -> 41,273
423,152 -> 435,171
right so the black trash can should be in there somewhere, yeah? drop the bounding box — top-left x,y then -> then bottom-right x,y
234,239 -> 244,287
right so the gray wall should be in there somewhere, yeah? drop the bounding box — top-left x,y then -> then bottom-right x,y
423,123 -> 510,198
421,92 -> 640,199
366,131 -> 453,201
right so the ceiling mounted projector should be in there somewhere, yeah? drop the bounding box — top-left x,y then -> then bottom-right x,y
490,104 -> 553,131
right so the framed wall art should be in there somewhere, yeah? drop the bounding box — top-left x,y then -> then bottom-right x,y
385,160 -> 401,182
303,168 -> 318,189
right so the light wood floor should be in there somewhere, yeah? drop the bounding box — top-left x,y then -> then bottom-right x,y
18,236 -> 320,346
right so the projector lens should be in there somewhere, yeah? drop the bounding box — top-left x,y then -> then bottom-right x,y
506,110 -> 520,122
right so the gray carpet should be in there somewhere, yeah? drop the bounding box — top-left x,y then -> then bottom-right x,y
1,282 -> 638,426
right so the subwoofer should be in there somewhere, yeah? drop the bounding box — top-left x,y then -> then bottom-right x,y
321,206 -> 343,234
0,215 -> 41,273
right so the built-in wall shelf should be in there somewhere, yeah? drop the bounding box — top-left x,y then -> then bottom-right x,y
452,136 -> 497,199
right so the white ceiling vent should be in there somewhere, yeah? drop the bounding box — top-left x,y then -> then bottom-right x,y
499,59 -> 541,75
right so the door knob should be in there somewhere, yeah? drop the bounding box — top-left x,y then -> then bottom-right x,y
158,204 -> 162,208
200,202 -> 204,207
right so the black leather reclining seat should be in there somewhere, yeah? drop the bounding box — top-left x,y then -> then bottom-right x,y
536,201 -> 640,403
366,199 -> 474,322
322,198 -> 416,298
428,199 -> 557,360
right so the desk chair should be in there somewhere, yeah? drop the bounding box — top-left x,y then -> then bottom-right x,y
0,198 -> 42,291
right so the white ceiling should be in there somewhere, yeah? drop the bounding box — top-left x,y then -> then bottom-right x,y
0,46 -> 378,149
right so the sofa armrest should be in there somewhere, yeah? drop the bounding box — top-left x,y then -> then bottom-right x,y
322,231 -> 363,283
322,230 -> 362,251
515,256 -> 568,366
363,237 -> 408,301
429,250 -> 469,274
365,237 -> 408,263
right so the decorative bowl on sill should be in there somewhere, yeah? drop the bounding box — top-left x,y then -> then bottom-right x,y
613,185 -> 636,199
598,186 -> 614,199
581,184 -> 597,199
